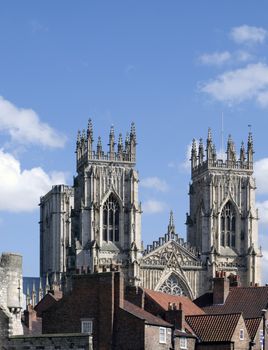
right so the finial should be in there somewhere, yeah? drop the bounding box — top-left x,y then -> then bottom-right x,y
207,128 -> 212,141
110,125 -> 115,137
97,136 -> 103,158
77,130 -> 81,144
87,119 -> 93,138
81,129 -> 86,140
192,139 -> 197,152
130,122 -> 136,140
168,210 -> 175,234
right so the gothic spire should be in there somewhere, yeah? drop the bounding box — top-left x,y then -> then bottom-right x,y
87,119 -> 93,140
109,125 -> 115,160
97,136 -> 103,158
240,141 -> 246,164
168,210 -> 176,234
206,128 -> 213,162
226,134 -> 236,164
129,122 -> 137,162
117,133 -> 123,160
198,138 -> 204,165
191,139 -> 197,169
247,131 -> 254,166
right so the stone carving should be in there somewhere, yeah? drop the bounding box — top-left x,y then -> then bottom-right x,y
159,274 -> 184,296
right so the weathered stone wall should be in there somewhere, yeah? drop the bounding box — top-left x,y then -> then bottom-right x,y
6,334 -> 93,350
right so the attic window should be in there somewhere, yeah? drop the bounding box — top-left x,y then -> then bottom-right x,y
159,327 -> 167,343
239,328 -> 244,340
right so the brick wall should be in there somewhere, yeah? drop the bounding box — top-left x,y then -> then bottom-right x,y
42,272 -> 123,349
144,324 -> 172,350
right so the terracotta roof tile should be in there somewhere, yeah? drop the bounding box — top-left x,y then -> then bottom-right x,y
245,317 -> 262,340
144,289 -> 204,315
197,287 -> 268,319
186,313 -> 242,342
123,300 -> 172,327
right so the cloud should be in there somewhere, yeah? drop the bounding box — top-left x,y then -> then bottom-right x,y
254,158 -> 268,194
140,177 -> 169,192
200,63 -> 268,107
199,51 -> 231,66
0,96 -> 66,148
142,200 -> 167,214
230,25 -> 267,45
0,149 -> 67,212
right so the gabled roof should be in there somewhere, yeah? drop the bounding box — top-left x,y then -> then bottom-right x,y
245,317 -> 262,340
186,313 -> 243,342
123,300 -> 172,327
144,289 -> 204,315
195,286 -> 268,319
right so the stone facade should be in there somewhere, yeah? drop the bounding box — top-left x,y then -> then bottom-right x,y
187,130 -> 261,286
39,123 -> 261,299
0,253 -> 23,347
7,334 -> 93,350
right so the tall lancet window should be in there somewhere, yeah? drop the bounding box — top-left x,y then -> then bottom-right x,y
102,194 -> 120,242
220,202 -> 236,248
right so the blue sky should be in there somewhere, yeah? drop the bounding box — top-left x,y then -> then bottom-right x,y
1,1 -> 268,280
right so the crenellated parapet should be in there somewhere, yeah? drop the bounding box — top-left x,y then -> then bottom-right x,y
191,129 -> 254,178
76,119 -> 137,171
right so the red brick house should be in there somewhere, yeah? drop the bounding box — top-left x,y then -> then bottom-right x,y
42,272 -> 174,350
194,273 -> 268,349
186,313 -> 250,349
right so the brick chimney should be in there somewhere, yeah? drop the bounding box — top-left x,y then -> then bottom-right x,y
24,304 -> 37,330
125,286 -> 145,309
165,302 -> 185,331
213,271 -> 230,305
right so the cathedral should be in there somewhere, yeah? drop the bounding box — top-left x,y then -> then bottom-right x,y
39,121 -> 262,299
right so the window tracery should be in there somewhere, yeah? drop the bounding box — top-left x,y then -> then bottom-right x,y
220,201 -> 236,248
159,274 -> 184,296
102,194 -> 120,242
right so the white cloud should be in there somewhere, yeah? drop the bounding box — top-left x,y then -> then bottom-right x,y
199,51 -> 231,66
200,63 -> 268,107
230,25 -> 267,45
140,177 -> 169,192
254,158 -> 268,194
0,149 -> 67,212
235,50 -> 253,62
142,200 -> 167,214
261,249 -> 268,284
0,96 -> 66,148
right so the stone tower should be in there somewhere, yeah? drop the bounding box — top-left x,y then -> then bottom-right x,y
187,129 -> 261,286
70,120 -> 142,284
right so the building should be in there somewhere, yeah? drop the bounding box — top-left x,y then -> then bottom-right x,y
0,252 -> 23,346
39,121 -> 262,299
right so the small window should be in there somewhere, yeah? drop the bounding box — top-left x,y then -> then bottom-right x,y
81,320 -> 93,334
180,337 -> 188,349
239,329 -> 244,340
159,327 -> 166,344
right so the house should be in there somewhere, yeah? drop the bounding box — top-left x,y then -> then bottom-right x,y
194,272 -> 268,349
186,313 -> 250,349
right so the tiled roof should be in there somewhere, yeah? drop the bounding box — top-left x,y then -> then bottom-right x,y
144,289 -> 205,315
245,317 -> 262,340
186,313 -> 242,342
195,287 -> 268,319
123,300 -> 172,327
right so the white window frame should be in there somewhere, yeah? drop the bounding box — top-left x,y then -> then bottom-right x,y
81,319 -> 93,334
180,336 -> 188,349
239,328 -> 244,340
159,327 -> 167,344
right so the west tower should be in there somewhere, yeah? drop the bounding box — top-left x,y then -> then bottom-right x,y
187,129 -> 261,286
70,120 -> 142,284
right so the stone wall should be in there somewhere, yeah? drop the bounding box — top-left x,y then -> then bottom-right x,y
6,334 -> 93,350
0,252 -> 23,345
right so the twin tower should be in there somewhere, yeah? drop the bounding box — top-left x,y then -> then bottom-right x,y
40,122 -> 261,298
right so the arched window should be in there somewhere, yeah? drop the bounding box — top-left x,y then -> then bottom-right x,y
159,274 -> 184,296
102,194 -> 120,242
220,202 -> 236,248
